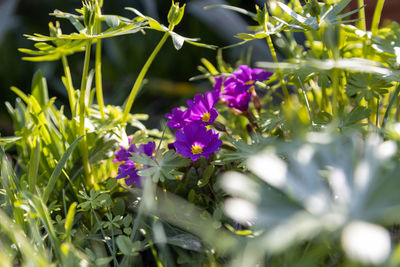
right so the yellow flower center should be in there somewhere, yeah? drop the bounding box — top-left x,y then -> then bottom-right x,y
202,112 -> 211,122
245,80 -> 254,85
191,145 -> 203,155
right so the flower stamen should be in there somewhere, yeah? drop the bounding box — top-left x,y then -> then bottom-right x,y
191,144 -> 203,155
202,112 -> 211,122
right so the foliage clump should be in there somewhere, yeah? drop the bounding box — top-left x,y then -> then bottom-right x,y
2,0 -> 400,266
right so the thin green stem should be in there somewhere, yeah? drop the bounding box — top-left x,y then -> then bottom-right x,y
371,0 -> 385,36
265,34 -> 291,105
357,0 -> 366,31
382,83 -> 400,128
122,32 -> 170,122
376,97 -> 380,128
332,68 -> 340,116
95,39 -> 105,119
61,56 -> 76,115
147,231 -> 163,267
79,41 -> 93,185
93,211 -> 119,267
95,5 -> 105,119
298,77 -> 315,126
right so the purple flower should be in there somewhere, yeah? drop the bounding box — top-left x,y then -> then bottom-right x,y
116,162 -> 140,186
114,141 -> 156,187
165,107 -> 191,130
228,65 -> 272,87
186,92 -> 219,125
174,122 -> 222,161
219,66 -> 272,111
213,77 -> 225,100
223,84 -> 252,111
113,146 -> 131,162
130,141 -> 156,158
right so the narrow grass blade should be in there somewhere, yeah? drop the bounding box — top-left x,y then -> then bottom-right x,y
28,137 -> 40,193
42,136 -> 83,204
0,209 -> 51,266
65,202 -> 77,242
204,4 -> 256,18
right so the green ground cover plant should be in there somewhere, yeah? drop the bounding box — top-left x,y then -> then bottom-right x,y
2,0 -> 400,266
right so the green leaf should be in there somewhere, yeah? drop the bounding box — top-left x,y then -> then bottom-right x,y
0,136 -> 22,145
104,15 -> 120,28
166,234 -> 202,252
345,73 -> 392,101
277,2 -> 318,30
95,257 -> 113,266
65,202 -> 77,240
340,106 -> 371,128
170,32 -> 184,50
223,136 -> 276,167
31,70 -> 49,106
28,137 -> 40,193
0,146 -> 24,226
116,235 -> 140,256
197,165 -> 214,188
27,193 -> 62,262
67,15 -> 85,32
10,86 -> 30,103
256,58 -> 394,76
42,136 -> 83,204
203,4 -> 256,18
322,0 -> 352,23
134,150 -> 190,182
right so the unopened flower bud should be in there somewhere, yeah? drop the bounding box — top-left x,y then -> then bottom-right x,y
213,121 -> 227,132
49,21 -> 62,37
83,0 -> 96,30
168,1 -> 185,27
249,86 -> 261,112
255,4 -> 268,28
306,0 -> 321,18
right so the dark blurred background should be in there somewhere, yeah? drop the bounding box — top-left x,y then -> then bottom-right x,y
1,0 -> 398,135
0,0 -> 276,135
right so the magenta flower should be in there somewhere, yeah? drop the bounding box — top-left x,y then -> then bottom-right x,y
174,122 -> 222,161
223,84 -> 252,111
114,141 -> 156,186
116,162 -> 139,186
218,65 -> 272,111
213,77 -> 225,100
227,65 -> 272,88
187,92 -> 219,125
165,107 -> 191,130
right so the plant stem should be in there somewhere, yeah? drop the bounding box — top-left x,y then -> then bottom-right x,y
95,5 -> 105,119
332,68 -> 340,116
147,231 -> 163,267
371,0 -> 385,36
376,97 -> 380,128
382,83 -> 400,128
298,77 -> 315,126
79,41 -> 93,186
95,39 -> 105,119
93,210 -> 119,267
61,56 -> 76,115
265,34 -> 291,106
122,32 -> 170,123
357,0 -> 366,31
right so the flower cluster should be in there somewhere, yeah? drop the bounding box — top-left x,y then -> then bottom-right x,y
114,140 -> 155,187
214,65 -> 272,111
166,91 -> 222,161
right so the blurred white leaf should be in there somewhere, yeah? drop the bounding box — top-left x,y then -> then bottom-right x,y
342,221 -> 391,265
